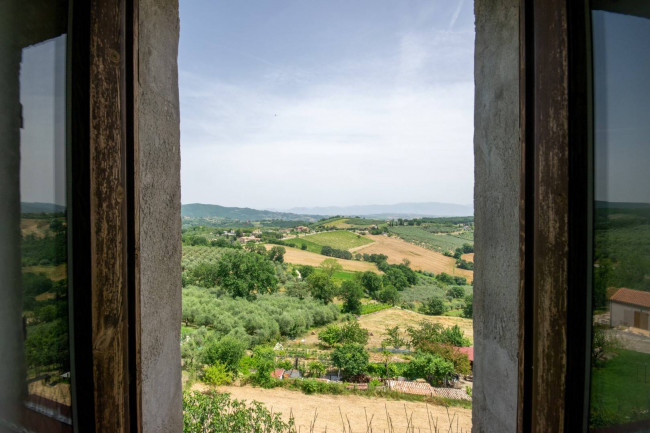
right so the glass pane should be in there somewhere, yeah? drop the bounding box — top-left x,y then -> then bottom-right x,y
590,9 -> 650,432
0,3 -> 71,428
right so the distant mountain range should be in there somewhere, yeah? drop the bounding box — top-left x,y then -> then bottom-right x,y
182,201 -> 473,222
285,202 -> 473,218
21,202 -> 66,214
181,203 -> 323,222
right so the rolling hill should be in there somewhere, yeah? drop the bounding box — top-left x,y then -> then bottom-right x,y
181,203 -> 323,222
285,202 -> 473,218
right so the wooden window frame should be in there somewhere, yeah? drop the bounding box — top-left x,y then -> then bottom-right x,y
69,0 -> 140,431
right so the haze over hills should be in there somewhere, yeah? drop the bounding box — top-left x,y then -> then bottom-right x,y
21,202 -> 66,214
182,201 -> 473,222
285,202 -> 474,218
181,203 -> 323,222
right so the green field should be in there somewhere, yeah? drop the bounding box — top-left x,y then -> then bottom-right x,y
283,237 -> 324,254
331,270 -> 357,284
388,226 -> 472,253
288,230 -> 373,251
590,349 -> 650,427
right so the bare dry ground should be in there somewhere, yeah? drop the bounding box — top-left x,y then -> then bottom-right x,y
267,245 -> 380,273
193,384 -> 472,433
354,235 -> 474,283
460,253 -> 474,263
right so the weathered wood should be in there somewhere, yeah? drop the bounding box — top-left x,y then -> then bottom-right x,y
89,0 -> 130,431
530,1 -> 570,431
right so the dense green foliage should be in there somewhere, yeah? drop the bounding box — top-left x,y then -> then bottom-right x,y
406,353 -> 455,385
407,321 -> 471,348
340,280 -> 364,314
318,320 -> 369,347
183,391 -> 296,433
182,288 -> 339,346
593,204 -> 650,308
423,297 -> 447,316
330,343 -> 369,379
184,250 -> 279,298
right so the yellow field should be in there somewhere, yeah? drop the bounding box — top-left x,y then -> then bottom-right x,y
194,384 -> 472,433
20,218 -> 51,238
355,235 -> 474,283
461,253 -> 474,263
23,264 -> 67,281
327,218 -> 353,228
265,245 -> 380,273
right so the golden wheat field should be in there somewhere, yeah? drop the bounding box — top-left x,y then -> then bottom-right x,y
191,383 -> 473,433
265,245 -> 381,273
353,235 -> 473,283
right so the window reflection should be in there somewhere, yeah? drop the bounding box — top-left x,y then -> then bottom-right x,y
590,8 -> 650,432
18,35 -> 72,432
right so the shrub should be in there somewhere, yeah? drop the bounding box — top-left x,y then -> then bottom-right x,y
183,391 -> 296,432
424,297 -> 446,316
446,286 -> 465,299
202,336 -> 247,372
202,362 -> 232,386
331,343 -> 369,379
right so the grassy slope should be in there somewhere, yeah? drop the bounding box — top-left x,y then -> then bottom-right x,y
288,230 -> 373,251
283,237 -> 324,254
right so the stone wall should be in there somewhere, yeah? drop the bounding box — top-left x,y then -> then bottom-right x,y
138,1 -> 183,431
472,1 -> 520,431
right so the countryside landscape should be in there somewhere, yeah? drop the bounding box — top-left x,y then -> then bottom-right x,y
180,202 -> 476,432
17,199 -> 650,431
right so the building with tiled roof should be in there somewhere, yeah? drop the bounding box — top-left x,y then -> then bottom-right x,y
609,288 -> 650,330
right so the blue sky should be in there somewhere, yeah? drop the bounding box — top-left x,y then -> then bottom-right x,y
179,0 -> 475,210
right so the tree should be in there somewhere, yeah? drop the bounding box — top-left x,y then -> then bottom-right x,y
202,336 -> 247,372
377,285 -> 400,305
383,267 -> 409,290
306,271 -> 337,304
318,324 -> 342,347
406,352 -> 455,385
285,281 -> 310,300
462,294 -> 473,319
319,258 -> 342,278
318,320 -> 368,347
424,297 -> 446,316
340,280 -> 363,314
330,343 -> 369,379
307,360 -> 326,378
360,271 -> 383,298
214,250 -> 278,298
267,246 -> 286,263
382,325 -> 407,350
446,286 -> 465,299
251,346 -> 276,387
339,320 -> 369,345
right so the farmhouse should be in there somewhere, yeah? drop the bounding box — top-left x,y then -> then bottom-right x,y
609,288 -> 650,331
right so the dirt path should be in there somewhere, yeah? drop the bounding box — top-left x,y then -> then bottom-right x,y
192,383 -> 472,433
353,235 -> 473,283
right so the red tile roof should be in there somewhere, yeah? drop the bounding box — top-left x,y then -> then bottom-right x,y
456,346 -> 474,362
610,288 -> 650,308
